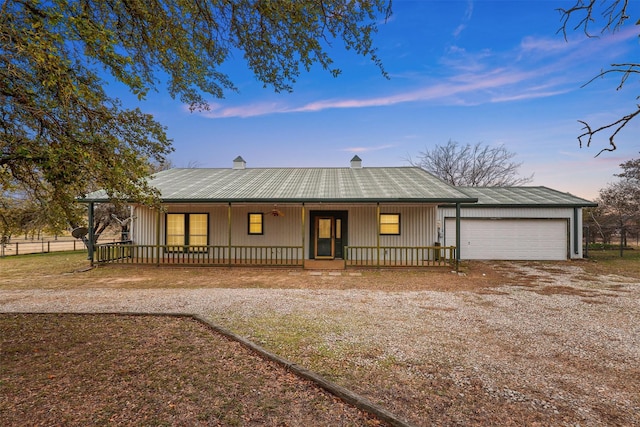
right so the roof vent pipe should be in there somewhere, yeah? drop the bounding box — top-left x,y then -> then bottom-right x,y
233,156 -> 246,170
350,155 -> 362,168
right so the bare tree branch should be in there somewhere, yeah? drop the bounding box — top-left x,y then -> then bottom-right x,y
581,63 -> 640,89
578,107 -> 640,156
557,0 -> 636,155
408,140 -> 533,187
557,0 -> 630,39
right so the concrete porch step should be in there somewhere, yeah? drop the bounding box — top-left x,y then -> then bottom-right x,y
303,259 -> 345,270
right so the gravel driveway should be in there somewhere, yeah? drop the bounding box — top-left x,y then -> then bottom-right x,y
1,261 -> 639,426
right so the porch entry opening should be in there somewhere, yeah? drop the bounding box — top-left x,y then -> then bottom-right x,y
310,211 -> 347,260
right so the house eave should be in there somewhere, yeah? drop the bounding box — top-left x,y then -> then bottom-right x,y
438,202 -> 598,208
145,197 -> 479,204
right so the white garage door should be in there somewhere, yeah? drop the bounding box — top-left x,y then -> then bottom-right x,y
444,219 -> 568,260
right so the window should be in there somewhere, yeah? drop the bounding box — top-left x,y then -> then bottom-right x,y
166,213 -> 208,251
167,214 -> 185,249
318,218 -> 332,239
188,214 -> 208,246
379,213 -> 400,235
248,213 -> 263,235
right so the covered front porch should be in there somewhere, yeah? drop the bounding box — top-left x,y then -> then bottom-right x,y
88,201 -> 463,269
81,159 -> 474,269
94,242 -> 457,269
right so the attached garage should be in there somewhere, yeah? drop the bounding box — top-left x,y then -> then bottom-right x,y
438,187 -> 597,261
444,218 -> 568,260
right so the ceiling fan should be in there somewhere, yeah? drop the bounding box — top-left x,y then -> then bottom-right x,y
266,205 -> 284,217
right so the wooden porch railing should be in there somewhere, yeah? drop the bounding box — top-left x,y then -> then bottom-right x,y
95,242 -> 304,267
95,242 -> 456,268
345,245 -> 456,267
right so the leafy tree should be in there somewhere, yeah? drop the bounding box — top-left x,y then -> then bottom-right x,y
616,155 -> 640,181
90,203 -> 132,242
588,155 -> 640,253
0,195 -> 20,243
583,205 -> 609,245
594,179 -> 640,251
1,0 -> 391,228
557,0 -> 639,155
409,140 -> 534,187
0,195 -> 46,242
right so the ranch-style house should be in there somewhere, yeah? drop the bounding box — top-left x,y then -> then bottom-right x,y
82,156 -> 597,268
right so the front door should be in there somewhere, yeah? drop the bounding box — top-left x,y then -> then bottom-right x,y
334,218 -> 343,259
310,211 -> 347,260
315,217 -> 334,258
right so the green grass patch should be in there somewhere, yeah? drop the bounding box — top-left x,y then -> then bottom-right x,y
0,251 -> 89,276
210,310 -> 393,382
583,247 -> 640,279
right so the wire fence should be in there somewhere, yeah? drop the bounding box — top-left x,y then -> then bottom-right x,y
0,238 -> 117,258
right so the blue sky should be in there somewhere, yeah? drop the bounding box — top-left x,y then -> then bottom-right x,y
118,0 -> 639,201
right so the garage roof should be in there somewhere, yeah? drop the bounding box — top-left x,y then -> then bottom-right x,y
82,166 -> 478,204
449,186 -> 597,207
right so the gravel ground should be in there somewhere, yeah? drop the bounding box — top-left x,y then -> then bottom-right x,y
1,261 -> 639,426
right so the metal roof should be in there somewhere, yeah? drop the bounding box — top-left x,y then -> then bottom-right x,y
445,186 -> 597,207
82,167 -> 478,203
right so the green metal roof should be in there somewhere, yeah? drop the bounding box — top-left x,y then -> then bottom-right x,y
82,167 -> 478,203
444,186 -> 597,207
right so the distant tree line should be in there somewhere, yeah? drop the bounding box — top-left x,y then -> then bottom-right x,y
584,156 -> 640,251
0,196 -> 129,244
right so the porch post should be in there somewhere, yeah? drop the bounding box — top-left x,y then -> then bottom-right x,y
301,203 -> 305,267
155,209 -> 161,266
87,202 -> 95,265
228,203 -> 232,266
455,202 -> 461,270
376,202 -> 380,268
573,208 -> 579,256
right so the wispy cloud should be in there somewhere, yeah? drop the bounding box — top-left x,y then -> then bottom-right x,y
194,26 -> 637,120
197,67 -> 546,118
197,102 -> 290,118
340,144 -> 396,153
452,0 -> 474,38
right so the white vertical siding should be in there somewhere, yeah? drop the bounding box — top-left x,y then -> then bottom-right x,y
133,203 -> 305,247
380,205 -> 438,247
305,203 -> 437,248
228,204 -> 303,246
445,218 -> 568,260
133,202 -> 438,260
132,203 -> 227,246
438,206 -> 585,259
131,205 -> 159,246
438,206 -> 578,219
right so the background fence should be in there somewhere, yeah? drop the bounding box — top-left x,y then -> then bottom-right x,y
0,238 -> 117,257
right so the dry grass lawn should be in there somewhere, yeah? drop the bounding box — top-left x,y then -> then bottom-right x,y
1,313 -> 384,426
1,249 -> 639,426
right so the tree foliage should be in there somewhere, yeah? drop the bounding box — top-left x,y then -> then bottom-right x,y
557,0 -> 639,155
0,191 -> 68,242
409,140 -> 534,187
616,156 -> 640,181
590,180 -> 640,246
1,0 -> 391,227
586,155 -> 640,248
91,203 -> 132,242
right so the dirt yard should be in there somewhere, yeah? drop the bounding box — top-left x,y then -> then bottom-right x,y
1,254 -> 639,426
